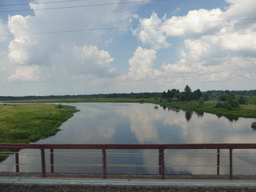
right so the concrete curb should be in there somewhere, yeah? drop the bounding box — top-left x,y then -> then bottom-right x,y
1,178 -> 256,192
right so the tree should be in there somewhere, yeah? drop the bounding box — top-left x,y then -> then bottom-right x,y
203,93 -> 210,101
228,99 -> 239,108
184,85 -> 192,101
166,89 -> 172,98
193,89 -> 201,100
238,96 -> 246,104
228,93 -> 236,100
170,89 -> 177,98
162,91 -> 167,99
219,94 -> 228,101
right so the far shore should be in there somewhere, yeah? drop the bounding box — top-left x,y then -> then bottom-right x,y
3,97 -> 256,123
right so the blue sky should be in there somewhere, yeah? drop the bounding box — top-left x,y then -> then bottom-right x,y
0,0 -> 256,96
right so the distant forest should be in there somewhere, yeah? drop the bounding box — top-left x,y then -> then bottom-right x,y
0,89 -> 256,101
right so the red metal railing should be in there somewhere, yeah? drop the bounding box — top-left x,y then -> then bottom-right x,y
1,143 -> 256,180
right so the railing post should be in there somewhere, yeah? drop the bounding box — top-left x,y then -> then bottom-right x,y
40,148 -> 46,177
102,148 -> 107,179
50,149 -> 54,173
15,149 -> 19,173
159,149 -> 162,175
217,149 -> 220,175
229,148 -> 233,180
160,148 -> 165,180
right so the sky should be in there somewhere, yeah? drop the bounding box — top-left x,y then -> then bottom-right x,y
0,0 -> 256,96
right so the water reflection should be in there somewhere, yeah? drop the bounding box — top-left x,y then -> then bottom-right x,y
195,111 -> 204,118
1,103 -> 256,175
185,111 -> 193,122
216,114 -> 222,119
225,116 -> 239,122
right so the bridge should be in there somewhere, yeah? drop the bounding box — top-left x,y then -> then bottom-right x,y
1,143 -> 256,181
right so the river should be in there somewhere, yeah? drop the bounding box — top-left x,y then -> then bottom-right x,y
1,103 -> 256,175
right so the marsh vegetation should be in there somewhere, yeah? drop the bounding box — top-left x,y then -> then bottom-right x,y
0,104 -> 78,161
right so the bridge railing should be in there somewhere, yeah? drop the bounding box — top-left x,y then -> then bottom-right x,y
1,143 -> 256,180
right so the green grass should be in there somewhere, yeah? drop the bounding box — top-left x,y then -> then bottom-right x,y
4,97 -> 256,118
2,97 -> 256,135
154,100 -> 256,118
0,104 -> 78,161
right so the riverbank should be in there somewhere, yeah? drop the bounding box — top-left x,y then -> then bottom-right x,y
0,104 -> 78,161
2,98 -> 256,128
154,100 -> 256,118
153,100 -> 256,127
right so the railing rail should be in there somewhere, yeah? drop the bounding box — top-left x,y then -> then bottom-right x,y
1,143 -> 256,180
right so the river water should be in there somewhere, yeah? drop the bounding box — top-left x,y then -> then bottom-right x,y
1,103 -> 256,175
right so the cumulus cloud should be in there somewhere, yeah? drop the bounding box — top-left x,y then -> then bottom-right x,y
162,8 -> 225,37
129,0 -> 256,85
4,0 -> 147,94
72,45 -> 116,76
121,46 -> 162,80
132,8 -> 226,49
8,66 -> 40,81
132,12 -> 170,49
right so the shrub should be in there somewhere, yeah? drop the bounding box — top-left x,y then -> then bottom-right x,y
228,99 -> 239,108
225,104 -> 233,110
56,104 -> 63,108
215,102 -> 222,108
219,94 -> 228,101
198,97 -> 204,106
238,96 -> 246,104
167,98 -> 172,102
222,102 -> 228,109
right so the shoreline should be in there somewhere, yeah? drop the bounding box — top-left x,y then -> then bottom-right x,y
2,98 -> 256,128
0,104 -> 79,162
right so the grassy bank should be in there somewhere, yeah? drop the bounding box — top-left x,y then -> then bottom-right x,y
3,97 -> 256,128
4,98 -> 256,118
0,104 -> 78,161
154,100 -> 256,118
153,100 -> 256,127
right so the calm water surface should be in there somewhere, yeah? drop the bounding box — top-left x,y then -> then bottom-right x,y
1,103 -> 256,175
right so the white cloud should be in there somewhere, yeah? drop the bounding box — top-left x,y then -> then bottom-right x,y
1,0 -> 256,94
3,0 -> 146,94
162,8 -> 225,37
225,0 -> 256,20
132,12 -> 170,49
202,71 -> 231,82
219,28 -> 256,52
132,9 -> 225,49
121,46 -> 162,80
128,0 -> 256,86
8,65 -> 40,81
133,2 -> 256,51
73,45 -> 115,72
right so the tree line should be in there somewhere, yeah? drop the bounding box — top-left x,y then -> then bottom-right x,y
161,85 -> 256,110
162,85 -> 202,102
0,88 -> 255,102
